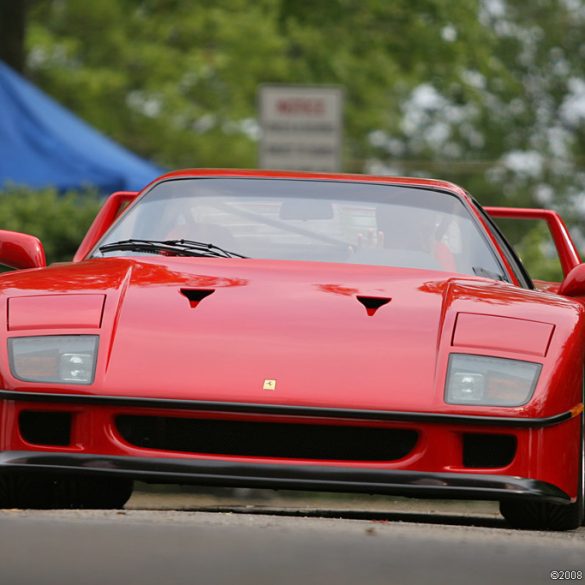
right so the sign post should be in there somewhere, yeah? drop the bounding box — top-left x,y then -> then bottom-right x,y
259,85 -> 343,172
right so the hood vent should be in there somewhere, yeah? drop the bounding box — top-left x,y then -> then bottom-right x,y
356,295 -> 391,316
180,288 -> 215,308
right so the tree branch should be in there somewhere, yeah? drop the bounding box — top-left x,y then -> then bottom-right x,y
0,0 -> 28,73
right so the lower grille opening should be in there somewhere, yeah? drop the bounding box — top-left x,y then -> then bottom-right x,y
462,433 -> 516,468
116,415 -> 419,461
19,411 -> 72,447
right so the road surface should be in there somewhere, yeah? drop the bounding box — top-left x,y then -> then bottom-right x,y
0,487 -> 583,585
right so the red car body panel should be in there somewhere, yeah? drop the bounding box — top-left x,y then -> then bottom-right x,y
0,170 -> 583,508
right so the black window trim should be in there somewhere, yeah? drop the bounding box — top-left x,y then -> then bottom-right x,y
471,198 -> 534,290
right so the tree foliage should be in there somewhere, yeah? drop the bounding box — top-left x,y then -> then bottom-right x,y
25,1 -> 500,170
0,186 -> 101,263
0,0 -> 27,72
378,0 -> 585,215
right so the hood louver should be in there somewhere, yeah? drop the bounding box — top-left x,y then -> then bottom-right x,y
180,288 -> 215,308
356,295 -> 391,316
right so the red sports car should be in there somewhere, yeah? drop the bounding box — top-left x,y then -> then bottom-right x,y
0,169 -> 583,530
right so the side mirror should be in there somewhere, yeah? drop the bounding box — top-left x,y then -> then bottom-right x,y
558,263 -> 585,297
0,230 -> 46,270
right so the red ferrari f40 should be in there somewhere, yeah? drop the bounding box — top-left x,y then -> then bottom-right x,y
0,170 -> 583,530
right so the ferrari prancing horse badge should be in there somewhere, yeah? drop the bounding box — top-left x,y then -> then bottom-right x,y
263,379 -> 277,391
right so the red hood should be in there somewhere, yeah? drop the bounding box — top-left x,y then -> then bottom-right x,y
0,257 -> 582,414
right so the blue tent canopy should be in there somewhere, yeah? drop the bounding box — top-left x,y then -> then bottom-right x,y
0,61 -> 163,193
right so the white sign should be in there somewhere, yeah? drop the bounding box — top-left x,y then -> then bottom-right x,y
259,85 -> 343,172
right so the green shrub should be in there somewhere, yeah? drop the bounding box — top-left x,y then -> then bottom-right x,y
0,186 -> 102,264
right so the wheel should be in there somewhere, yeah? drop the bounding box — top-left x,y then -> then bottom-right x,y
0,472 -> 55,508
0,473 -> 133,509
500,498 -> 582,531
501,399 -> 584,531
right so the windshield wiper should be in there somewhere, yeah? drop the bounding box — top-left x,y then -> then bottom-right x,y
473,266 -> 506,281
99,239 -> 247,259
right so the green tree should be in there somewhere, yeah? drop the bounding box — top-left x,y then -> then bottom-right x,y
0,186 -> 101,263
371,0 -> 585,215
25,1 -> 498,171
27,0 -> 289,168
0,0 -> 28,72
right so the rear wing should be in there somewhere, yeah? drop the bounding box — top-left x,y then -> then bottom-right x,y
73,191 -> 139,262
485,207 -> 581,277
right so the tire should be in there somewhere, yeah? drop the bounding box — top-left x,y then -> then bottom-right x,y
0,472 -> 55,508
499,498 -> 582,531
0,473 -> 133,509
501,397 -> 584,531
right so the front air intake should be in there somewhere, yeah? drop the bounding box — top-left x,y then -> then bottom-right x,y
19,411 -> 72,446
462,433 -> 516,468
116,415 -> 418,462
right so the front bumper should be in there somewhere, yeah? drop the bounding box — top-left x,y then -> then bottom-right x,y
0,450 -> 572,505
0,389 -> 581,504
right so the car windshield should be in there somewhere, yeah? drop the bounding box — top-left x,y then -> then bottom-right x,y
94,178 -> 505,278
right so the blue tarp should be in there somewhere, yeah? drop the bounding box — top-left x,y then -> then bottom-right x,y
0,61 -> 163,192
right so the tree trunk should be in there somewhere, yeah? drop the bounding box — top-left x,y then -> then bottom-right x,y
0,0 -> 27,73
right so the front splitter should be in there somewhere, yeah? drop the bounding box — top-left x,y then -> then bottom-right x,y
0,451 -> 571,505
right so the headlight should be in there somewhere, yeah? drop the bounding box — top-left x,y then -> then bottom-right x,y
445,354 -> 541,406
8,335 -> 99,385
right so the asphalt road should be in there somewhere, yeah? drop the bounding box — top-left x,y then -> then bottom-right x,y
0,488 -> 583,585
